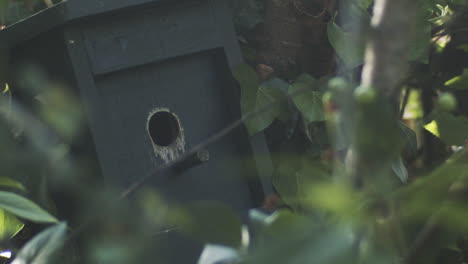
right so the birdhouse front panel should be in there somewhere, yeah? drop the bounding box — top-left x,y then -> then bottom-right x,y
63,0 -> 263,212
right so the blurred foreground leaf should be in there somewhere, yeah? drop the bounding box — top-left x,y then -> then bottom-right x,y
0,191 -> 57,223
197,244 -> 240,264
11,222 -> 67,264
425,111 -> 468,145
247,211 -> 355,264
177,201 -> 242,248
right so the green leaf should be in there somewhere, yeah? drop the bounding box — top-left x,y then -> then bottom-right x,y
289,77 -> 325,123
178,201 -> 242,248
0,177 -> 25,191
359,0 -> 373,8
260,78 -> 292,122
402,89 -> 424,119
234,65 -> 285,135
2,83 -> 9,94
391,156 -> 408,183
327,22 -> 366,68
445,69 -> 468,90
272,155 -> 301,208
11,222 -> 67,264
0,209 -> 24,239
0,191 -> 57,223
425,111 -> 468,145
234,64 -> 258,116
247,217 -> 355,264
424,120 -> 440,137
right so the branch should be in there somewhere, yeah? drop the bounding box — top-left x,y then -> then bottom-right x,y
361,0 -> 417,104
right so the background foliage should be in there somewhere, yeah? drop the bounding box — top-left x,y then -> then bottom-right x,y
1,0 -> 468,263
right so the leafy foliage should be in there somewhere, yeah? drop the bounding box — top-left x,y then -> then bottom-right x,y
2,0 -> 468,264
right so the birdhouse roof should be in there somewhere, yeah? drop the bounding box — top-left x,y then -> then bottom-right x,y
0,0 -> 165,48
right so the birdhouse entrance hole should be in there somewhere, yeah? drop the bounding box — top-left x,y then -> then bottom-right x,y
148,111 -> 181,147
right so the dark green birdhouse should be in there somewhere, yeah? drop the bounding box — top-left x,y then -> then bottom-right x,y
0,0 -> 272,262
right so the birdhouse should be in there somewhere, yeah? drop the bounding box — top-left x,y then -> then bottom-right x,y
0,0 -> 272,262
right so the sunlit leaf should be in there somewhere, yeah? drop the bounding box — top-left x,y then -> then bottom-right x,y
305,183 -> 363,218
402,89 -> 424,119
2,83 -> 9,94
424,120 -> 440,137
445,69 -> 468,90
0,191 -> 57,223
425,111 -> 468,145
11,222 -> 67,264
0,209 -> 24,239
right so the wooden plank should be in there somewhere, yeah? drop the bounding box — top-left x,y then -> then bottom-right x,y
81,1 -> 221,75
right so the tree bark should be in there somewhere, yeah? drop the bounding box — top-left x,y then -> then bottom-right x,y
360,0 -> 418,104
255,0 -> 335,79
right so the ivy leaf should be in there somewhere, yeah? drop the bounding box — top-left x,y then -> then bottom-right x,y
11,222 -> 67,264
234,65 -> 284,135
327,22 -> 366,69
445,69 -> 468,90
289,77 -> 325,123
261,78 -> 293,122
425,111 -> 468,145
272,155 -> 301,209
245,84 -> 283,135
0,191 -> 57,223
